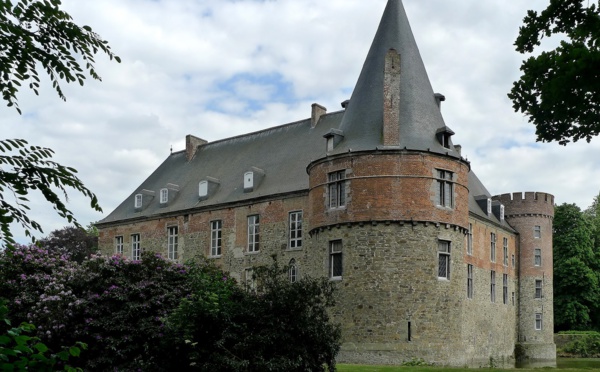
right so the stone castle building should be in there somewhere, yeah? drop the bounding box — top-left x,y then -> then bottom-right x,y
96,0 -> 556,367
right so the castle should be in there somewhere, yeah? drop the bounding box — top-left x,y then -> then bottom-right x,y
96,0 -> 556,367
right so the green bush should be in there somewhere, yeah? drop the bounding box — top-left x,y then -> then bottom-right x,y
562,333 -> 600,357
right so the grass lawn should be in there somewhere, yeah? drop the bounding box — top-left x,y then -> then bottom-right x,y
336,364 -> 597,372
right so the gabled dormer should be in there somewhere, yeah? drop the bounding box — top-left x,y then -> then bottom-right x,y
436,126 -> 455,149
199,177 -> 220,201
159,183 -> 180,207
244,167 -> 265,193
475,195 -> 492,217
134,189 -> 155,211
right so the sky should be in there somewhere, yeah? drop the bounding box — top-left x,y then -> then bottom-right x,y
3,0 -> 600,244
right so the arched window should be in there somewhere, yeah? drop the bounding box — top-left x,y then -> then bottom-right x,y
288,259 -> 298,283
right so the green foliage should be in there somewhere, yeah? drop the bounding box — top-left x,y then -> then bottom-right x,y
0,0 -> 120,114
562,333 -> 600,357
38,225 -> 99,263
167,257 -> 341,372
509,0 -> 600,145
401,358 -> 434,367
558,330 -> 600,335
553,203 -> 600,331
0,299 -> 86,371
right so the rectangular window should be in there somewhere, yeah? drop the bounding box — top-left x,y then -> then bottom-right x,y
328,171 -> 346,208
467,223 -> 473,256
210,220 -> 222,257
167,226 -> 178,260
289,211 -> 303,249
436,170 -> 454,208
512,291 -> 515,306
247,215 -> 260,252
503,237 -> 509,266
534,248 -> 542,266
490,270 -> 496,303
160,188 -> 168,204
534,225 -> 541,238
467,264 -> 473,299
490,233 -> 496,262
438,240 -> 451,279
503,274 -> 508,305
512,254 -> 516,268
131,234 -> 141,260
535,313 -> 543,330
134,194 -> 142,208
115,236 -> 124,255
535,279 -> 543,299
329,240 -> 343,279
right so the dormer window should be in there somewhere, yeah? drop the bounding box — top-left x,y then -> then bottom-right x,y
243,167 -> 265,193
500,205 -> 505,221
199,180 -> 208,198
436,126 -> 455,149
198,177 -> 220,201
160,188 -> 168,204
323,129 -> 344,152
487,198 -> 492,215
134,194 -> 142,208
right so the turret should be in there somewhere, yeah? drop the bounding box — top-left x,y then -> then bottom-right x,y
493,192 -> 556,367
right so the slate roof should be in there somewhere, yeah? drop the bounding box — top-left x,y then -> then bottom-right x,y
98,0 -> 505,229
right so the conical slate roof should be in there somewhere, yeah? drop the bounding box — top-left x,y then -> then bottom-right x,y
336,0 -> 458,157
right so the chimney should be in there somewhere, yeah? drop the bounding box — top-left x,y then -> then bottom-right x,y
383,48 -> 401,147
311,103 -> 327,128
454,144 -> 462,155
186,134 -> 208,161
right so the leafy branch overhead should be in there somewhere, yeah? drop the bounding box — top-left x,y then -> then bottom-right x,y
509,0 -> 600,145
0,138 -> 102,247
0,0 -> 121,113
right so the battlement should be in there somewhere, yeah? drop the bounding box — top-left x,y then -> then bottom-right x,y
492,192 -> 554,218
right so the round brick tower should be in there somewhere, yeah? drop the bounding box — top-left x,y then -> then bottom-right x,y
493,192 -> 556,367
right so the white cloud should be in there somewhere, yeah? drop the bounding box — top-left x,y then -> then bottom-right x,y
2,0 -> 597,244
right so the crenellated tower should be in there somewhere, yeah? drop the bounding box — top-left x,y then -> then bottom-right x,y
493,192 -> 556,367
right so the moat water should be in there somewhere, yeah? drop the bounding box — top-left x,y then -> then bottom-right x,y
556,358 -> 600,369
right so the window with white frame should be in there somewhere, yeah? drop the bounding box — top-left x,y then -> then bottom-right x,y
535,313 -> 543,330
490,233 -> 496,262
490,270 -> 496,303
467,264 -> 473,299
167,226 -> 178,260
289,211 -> 303,249
134,194 -> 143,208
438,240 -> 451,279
328,170 -> 346,208
534,225 -> 541,238
436,170 -> 453,208
503,274 -> 508,305
210,220 -> 222,257
329,240 -> 343,279
247,215 -> 260,252
467,223 -> 473,256
503,237 -> 509,266
535,279 -> 542,299
289,259 -> 298,283
160,188 -> 168,204
115,236 -> 124,255
534,248 -> 542,266
131,234 -> 141,260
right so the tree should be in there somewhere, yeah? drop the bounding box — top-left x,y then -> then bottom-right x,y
553,203 -> 600,331
509,0 -> 600,145
0,0 -> 119,248
38,225 -> 98,263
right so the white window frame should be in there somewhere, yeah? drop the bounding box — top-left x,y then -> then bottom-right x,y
535,279 -> 542,299
467,223 -> 473,256
115,236 -> 124,255
167,226 -> 178,260
436,170 -> 454,208
134,194 -> 143,208
503,237 -> 509,266
328,170 -> 346,208
503,274 -> 508,305
534,248 -> 542,266
289,211 -> 303,249
160,188 -> 168,204
210,220 -> 222,257
247,215 -> 260,253
467,264 -> 473,299
534,225 -> 541,239
490,232 -> 496,262
490,270 -> 496,303
535,313 -> 543,330
438,240 -> 451,280
329,240 -> 343,279
131,234 -> 141,260
289,259 -> 298,283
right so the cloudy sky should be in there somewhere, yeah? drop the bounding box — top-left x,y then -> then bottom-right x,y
4,0 -> 599,244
